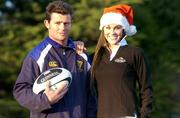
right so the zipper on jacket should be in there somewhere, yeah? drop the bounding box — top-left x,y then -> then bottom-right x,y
63,48 -> 66,55
61,48 -> 67,68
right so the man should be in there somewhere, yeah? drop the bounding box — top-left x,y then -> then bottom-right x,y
13,1 -> 96,118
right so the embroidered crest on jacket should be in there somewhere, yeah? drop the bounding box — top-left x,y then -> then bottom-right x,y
77,60 -> 83,72
114,57 -> 126,63
48,61 -> 58,67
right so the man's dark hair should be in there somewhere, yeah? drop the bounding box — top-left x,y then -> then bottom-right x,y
45,0 -> 73,20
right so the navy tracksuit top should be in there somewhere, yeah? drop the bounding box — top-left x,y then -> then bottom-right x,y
13,37 -> 96,118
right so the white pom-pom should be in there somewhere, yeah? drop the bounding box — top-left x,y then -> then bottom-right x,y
125,25 -> 137,36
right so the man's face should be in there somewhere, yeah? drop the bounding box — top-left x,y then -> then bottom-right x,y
44,13 -> 72,46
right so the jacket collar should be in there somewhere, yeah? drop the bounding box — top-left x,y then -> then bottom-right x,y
117,37 -> 128,46
109,38 -> 128,61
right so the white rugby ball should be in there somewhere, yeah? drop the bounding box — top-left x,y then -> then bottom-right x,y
33,68 -> 72,94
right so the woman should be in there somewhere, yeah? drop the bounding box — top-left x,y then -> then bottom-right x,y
90,4 -> 153,118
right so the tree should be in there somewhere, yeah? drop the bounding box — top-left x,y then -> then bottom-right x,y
134,0 -> 180,117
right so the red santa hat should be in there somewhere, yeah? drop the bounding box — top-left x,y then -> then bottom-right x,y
99,4 -> 137,36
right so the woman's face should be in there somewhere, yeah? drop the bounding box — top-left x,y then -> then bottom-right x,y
103,24 -> 124,46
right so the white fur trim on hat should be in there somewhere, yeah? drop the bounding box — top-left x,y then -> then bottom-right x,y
99,13 -> 137,36
125,25 -> 137,36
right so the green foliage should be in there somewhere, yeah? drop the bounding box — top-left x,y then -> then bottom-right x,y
133,0 -> 180,117
0,21 -> 46,97
0,99 -> 28,118
70,0 -> 102,43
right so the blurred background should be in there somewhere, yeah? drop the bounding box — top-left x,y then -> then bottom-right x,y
0,0 -> 179,117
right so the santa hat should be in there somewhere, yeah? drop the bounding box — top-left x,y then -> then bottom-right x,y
99,4 -> 137,36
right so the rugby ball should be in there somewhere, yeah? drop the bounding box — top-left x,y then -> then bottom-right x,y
33,68 -> 72,94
